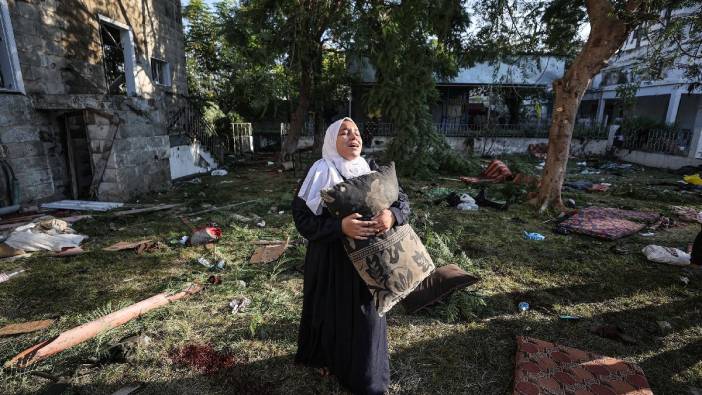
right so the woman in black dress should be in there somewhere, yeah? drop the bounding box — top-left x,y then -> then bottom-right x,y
292,118 -> 410,394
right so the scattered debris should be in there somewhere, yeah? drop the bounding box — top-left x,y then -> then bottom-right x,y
3,218 -> 87,252
197,257 -> 226,270
190,226 -> 222,245
683,174 -> 702,186
113,204 -> 180,217
589,182 -> 611,192
0,319 -> 54,336
211,169 -> 228,176
207,275 -> 222,285
184,200 -> 257,217
589,324 -> 637,345
642,245 -> 691,266
230,214 -> 252,223
460,160 -> 513,184
103,240 -> 156,254
523,231 -> 545,241
236,280 -> 247,289
229,297 -> 252,314
54,246 -> 84,257
456,193 -> 479,211
256,220 -> 266,228
558,315 -> 581,321
111,384 -> 143,395
601,162 -> 634,171
517,302 -> 530,312
681,276 -> 690,285
639,232 -> 656,237
671,206 -> 701,223
169,343 -> 237,375
527,143 -> 548,159
5,283 -> 203,368
657,320 -> 672,334
0,267 -> 26,283
41,200 -> 124,212
250,237 -> 289,264
197,257 -> 212,268
564,198 -> 576,209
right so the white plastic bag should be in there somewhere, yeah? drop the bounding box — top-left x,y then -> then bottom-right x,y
642,245 -> 690,266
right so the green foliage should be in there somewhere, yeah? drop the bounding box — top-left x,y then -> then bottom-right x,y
352,0 -> 472,177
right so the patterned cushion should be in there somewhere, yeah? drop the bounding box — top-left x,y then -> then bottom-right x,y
343,224 -> 435,316
514,336 -> 653,395
321,163 -> 434,316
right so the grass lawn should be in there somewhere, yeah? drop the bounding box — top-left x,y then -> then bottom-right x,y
1,154 -> 701,394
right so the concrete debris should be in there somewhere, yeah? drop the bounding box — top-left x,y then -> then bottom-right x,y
229,297 -> 251,314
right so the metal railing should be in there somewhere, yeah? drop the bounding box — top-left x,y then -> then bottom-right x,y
226,123 -> 254,158
167,104 -> 225,162
622,128 -> 692,156
273,120 -> 611,142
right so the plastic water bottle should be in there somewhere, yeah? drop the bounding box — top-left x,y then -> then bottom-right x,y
518,301 -> 530,313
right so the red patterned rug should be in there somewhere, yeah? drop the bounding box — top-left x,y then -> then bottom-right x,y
513,336 -> 653,395
557,207 -> 661,240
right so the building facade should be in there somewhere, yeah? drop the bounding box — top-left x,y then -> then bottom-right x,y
0,0 -> 188,205
578,5 -> 702,169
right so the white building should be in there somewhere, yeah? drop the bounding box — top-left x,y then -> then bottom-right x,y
579,5 -> 702,169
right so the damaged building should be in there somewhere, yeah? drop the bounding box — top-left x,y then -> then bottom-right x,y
0,0 -> 189,206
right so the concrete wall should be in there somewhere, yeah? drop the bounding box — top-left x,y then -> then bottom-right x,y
615,150 -> 702,169
473,137 -> 607,156
169,142 -> 218,180
0,0 -> 188,203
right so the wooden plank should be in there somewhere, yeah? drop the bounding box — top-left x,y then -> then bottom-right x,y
112,204 -> 180,217
0,320 -> 54,337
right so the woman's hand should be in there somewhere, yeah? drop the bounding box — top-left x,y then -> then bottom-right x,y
341,213 -> 377,240
372,209 -> 395,234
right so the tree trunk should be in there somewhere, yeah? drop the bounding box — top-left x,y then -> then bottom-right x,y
312,110 -> 325,155
531,0 -> 641,212
282,70 -> 312,161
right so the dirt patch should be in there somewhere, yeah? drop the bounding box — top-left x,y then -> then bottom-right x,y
169,344 -> 238,375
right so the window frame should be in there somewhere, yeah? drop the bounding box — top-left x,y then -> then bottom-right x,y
150,57 -> 172,87
97,14 -> 138,96
0,0 -> 25,94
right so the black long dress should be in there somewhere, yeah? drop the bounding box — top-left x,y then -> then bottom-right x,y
292,161 -> 410,395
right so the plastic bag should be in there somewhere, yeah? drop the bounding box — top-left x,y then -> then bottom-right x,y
641,245 -> 690,266
683,174 -> 702,186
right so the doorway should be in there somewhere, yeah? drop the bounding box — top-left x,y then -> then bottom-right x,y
61,111 -> 93,199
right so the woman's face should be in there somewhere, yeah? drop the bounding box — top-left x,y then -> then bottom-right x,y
336,120 -> 362,160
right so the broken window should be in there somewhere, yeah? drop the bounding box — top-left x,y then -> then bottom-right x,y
100,23 -> 126,94
0,0 -> 23,92
98,15 -> 137,96
151,58 -> 171,86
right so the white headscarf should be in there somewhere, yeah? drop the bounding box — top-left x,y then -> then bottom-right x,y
298,117 -> 371,215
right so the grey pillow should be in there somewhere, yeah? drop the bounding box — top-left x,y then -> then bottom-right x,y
320,162 -> 399,218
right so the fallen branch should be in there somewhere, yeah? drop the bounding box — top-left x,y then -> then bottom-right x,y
183,200 -> 257,217
5,283 -> 203,368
